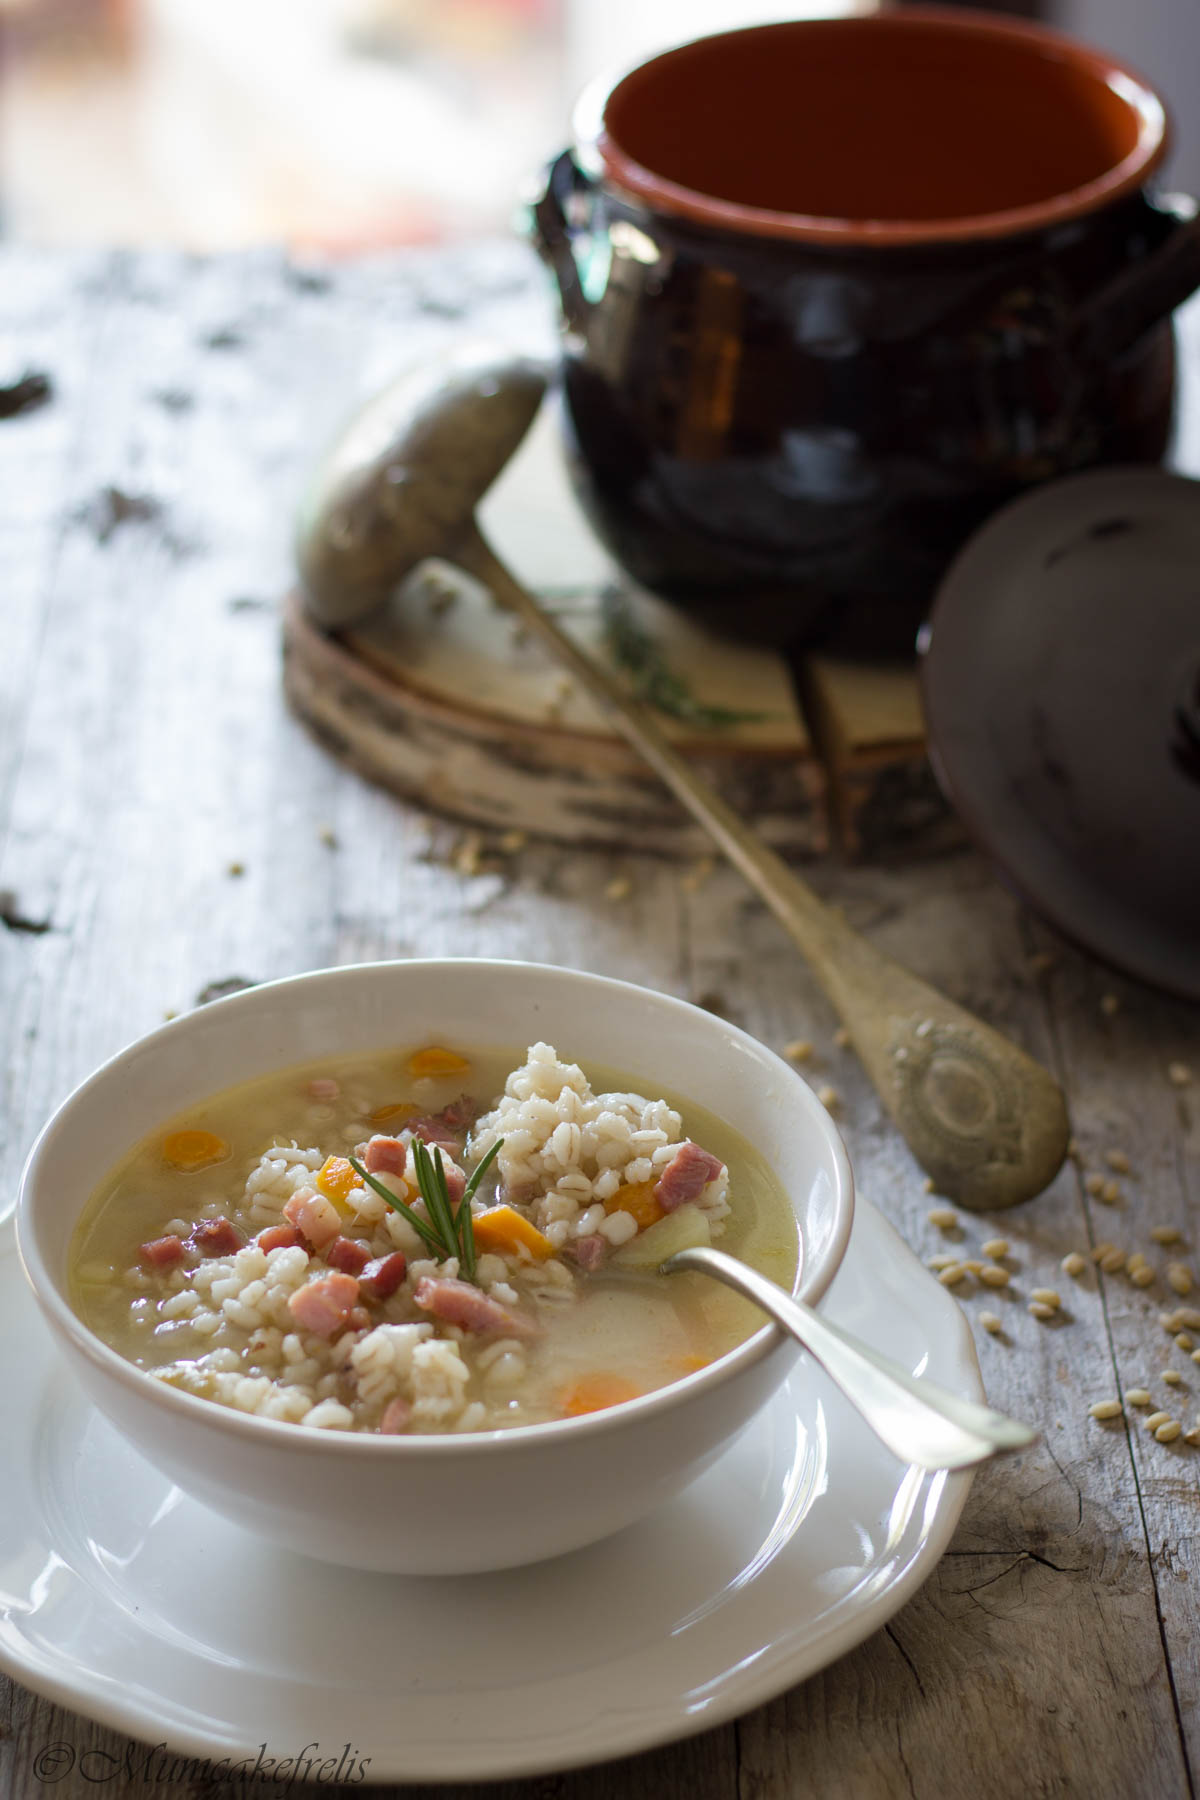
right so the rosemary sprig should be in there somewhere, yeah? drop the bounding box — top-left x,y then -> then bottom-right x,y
347,1136 -> 503,1285
600,588 -> 771,731
348,1153 -> 443,1257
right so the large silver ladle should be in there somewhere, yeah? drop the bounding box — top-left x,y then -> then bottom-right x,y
296,346 -> 1070,1210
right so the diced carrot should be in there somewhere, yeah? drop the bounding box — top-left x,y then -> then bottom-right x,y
162,1129 -> 230,1172
559,1374 -> 643,1417
406,1046 -> 470,1079
368,1100 -> 419,1126
472,1205 -> 555,1261
603,1179 -> 665,1231
316,1155 -> 359,1203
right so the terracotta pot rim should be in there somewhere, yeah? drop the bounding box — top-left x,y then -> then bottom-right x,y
575,7 -> 1168,249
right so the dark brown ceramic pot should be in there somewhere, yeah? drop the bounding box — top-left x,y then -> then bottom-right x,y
531,8 -> 1200,653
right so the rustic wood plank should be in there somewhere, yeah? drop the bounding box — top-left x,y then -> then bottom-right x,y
1035,951 -> 1200,1781
679,861 -> 1194,1799
0,249 -> 109,849
0,242 -> 733,1800
0,242 -> 550,1226
2,247 -> 1198,1800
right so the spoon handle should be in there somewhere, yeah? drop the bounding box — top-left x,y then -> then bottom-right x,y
462,526 -> 1069,1210
667,1246 -> 1036,1471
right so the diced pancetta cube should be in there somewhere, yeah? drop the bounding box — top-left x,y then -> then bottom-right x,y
364,1136 -> 409,1176
256,1223 -> 305,1253
326,1236 -> 370,1276
413,1275 -> 539,1338
283,1189 -> 341,1249
654,1142 -> 725,1212
409,1094 -> 477,1155
379,1397 -> 411,1434
140,1234 -> 185,1268
288,1272 -> 361,1339
409,1122 -> 458,1157
360,1252 -> 408,1299
440,1157 -> 467,1205
187,1217 -> 246,1256
570,1233 -> 607,1272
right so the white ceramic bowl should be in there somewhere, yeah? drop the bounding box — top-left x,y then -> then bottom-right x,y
17,960 -> 854,1573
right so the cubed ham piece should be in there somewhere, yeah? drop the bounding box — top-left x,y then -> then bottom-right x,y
654,1141 -> 725,1212
283,1189 -> 341,1249
408,1138 -> 467,1203
364,1136 -> 409,1176
140,1233 -> 185,1268
379,1397 -> 411,1435
306,1077 -> 340,1101
437,1092 -> 479,1133
256,1223 -> 304,1253
288,1272 -> 361,1339
570,1233 -> 608,1272
326,1235 -> 370,1276
188,1216 -> 246,1256
413,1275 -> 539,1338
360,1251 -> 408,1299
409,1122 -> 458,1157
409,1093 -> 478,1155
441,1157 -> 467,1205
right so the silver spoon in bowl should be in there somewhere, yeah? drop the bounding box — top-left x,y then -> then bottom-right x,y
663,1245 -> 1036,1470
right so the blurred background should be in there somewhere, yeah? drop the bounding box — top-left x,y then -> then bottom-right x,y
0,0 -> 1195,250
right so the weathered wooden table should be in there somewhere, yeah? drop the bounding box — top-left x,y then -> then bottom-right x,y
1,245 -> 1198,1800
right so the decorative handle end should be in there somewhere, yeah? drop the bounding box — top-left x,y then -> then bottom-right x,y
884,1016 -> 1070,1209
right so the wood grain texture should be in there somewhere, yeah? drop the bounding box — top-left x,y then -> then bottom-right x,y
1,248 -> 1198,1800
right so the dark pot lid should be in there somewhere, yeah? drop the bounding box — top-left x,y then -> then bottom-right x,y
919,466 -> 1200,1002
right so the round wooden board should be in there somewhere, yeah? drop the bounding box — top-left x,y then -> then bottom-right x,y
282,588 -> 827,857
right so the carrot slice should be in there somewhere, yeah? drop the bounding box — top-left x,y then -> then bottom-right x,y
316,1155 -> 359,1203
368,1100 -> 419,1126
603,1179 -> 664,1231
560,1374 -> 643,1417
406,1046 -> 470,1079
161,1129 -> 230,1172
472,1205 -> 555,1261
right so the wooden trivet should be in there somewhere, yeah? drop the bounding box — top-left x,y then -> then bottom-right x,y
283,575 -> 826,857
804,656 -> 965,858
283,397 -> 956,856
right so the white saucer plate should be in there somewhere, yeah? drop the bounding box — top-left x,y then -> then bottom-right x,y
0,1198 -> 980,1783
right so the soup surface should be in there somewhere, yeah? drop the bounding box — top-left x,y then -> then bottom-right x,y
70,1042 -> 798,1434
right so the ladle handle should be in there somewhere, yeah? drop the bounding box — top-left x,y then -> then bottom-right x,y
460,525 -> 1069,1210
666,1246 -> 1037,1471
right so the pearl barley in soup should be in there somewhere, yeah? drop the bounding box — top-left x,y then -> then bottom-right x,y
70,1042 -> 798,1435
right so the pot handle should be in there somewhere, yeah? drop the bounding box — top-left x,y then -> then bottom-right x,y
1074,193 -> 1200,363
527,149 -> 592,334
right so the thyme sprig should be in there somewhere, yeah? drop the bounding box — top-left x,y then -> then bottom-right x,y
347,1137 -> 503,1284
